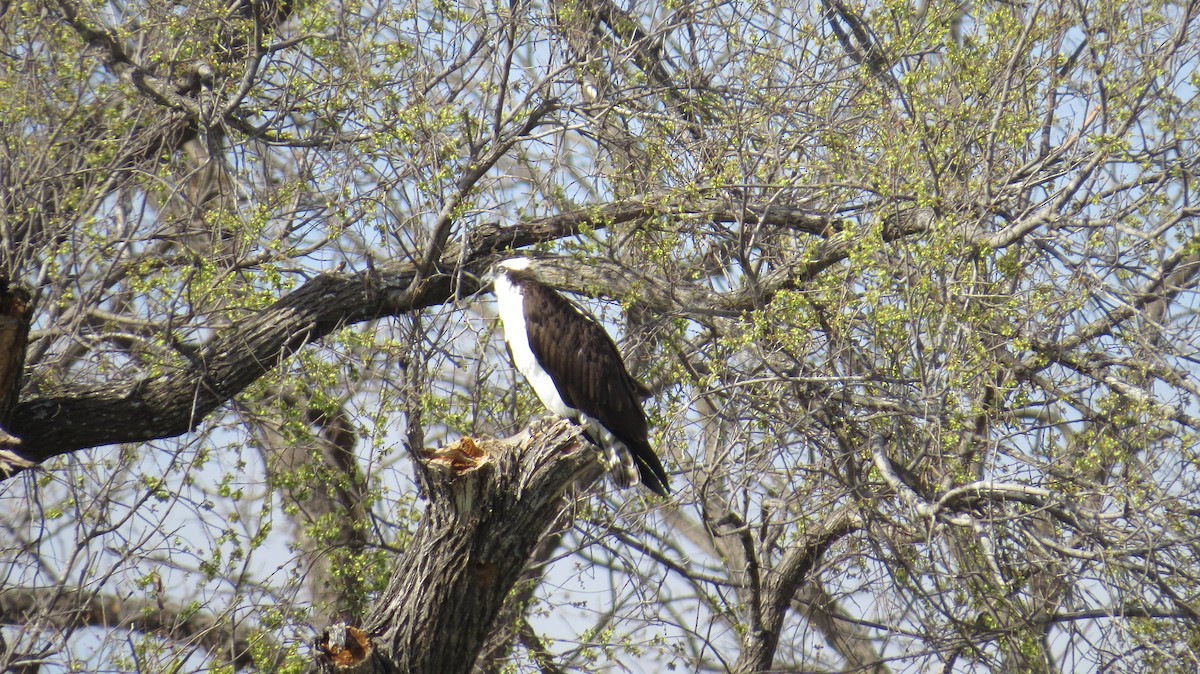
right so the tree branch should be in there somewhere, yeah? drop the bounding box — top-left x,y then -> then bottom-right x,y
312,420 -> 599,673
733,506 -> 862,674
9,265 -> 445,472
7,192 -> 843,476
0,586 -> 264,670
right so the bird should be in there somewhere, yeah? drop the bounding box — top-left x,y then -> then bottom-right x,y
491,257 -> 670,496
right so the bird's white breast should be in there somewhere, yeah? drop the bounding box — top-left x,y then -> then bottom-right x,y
494,274 -> 576,419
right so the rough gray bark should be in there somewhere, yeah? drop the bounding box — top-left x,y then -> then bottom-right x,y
314,420 -> 598,674
0,281 -> 33,477
8,266 -> 435,468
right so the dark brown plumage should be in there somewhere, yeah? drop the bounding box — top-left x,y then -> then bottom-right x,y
497,263 -> 670,495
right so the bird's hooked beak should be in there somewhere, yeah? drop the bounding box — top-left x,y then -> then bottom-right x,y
478,264 -> 498,292
460,267 -> 490,298
475,260 -> 514,296
461,267 -> 485,286
444,265 -> 490,303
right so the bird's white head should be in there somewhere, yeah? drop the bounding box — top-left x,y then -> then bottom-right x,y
497,257 -> 533,273
492,257 -> 536,297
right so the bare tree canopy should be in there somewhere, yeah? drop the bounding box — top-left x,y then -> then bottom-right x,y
2,0 -> 1200,672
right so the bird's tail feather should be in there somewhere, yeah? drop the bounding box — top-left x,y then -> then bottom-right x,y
630,442 -> 670,496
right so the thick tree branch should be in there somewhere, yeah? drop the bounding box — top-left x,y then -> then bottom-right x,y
6,193 -> 844,476
313,420 -> 599,673
9,265 -> 448,471
458,191 -> 841,261
475,519 -> 571,672
0,281 -> 32,422
5,188 -> 928,478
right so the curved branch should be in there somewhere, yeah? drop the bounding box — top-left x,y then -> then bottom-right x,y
733,506 -> 862,674
459,191 -> 842,261
52,0 -> 205,116
5,192 -> 843,476
7,190 -> 922,478
0,586 -> 264,670
9,265 -> 445,471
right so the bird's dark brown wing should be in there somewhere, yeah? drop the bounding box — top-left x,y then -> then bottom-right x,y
523,282 -> 670,494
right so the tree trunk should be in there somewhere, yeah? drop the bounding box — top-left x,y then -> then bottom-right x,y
0,279 -> 33,477
313,419 -> 597,674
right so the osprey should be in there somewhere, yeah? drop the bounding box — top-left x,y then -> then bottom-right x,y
492,258 -> 670,495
